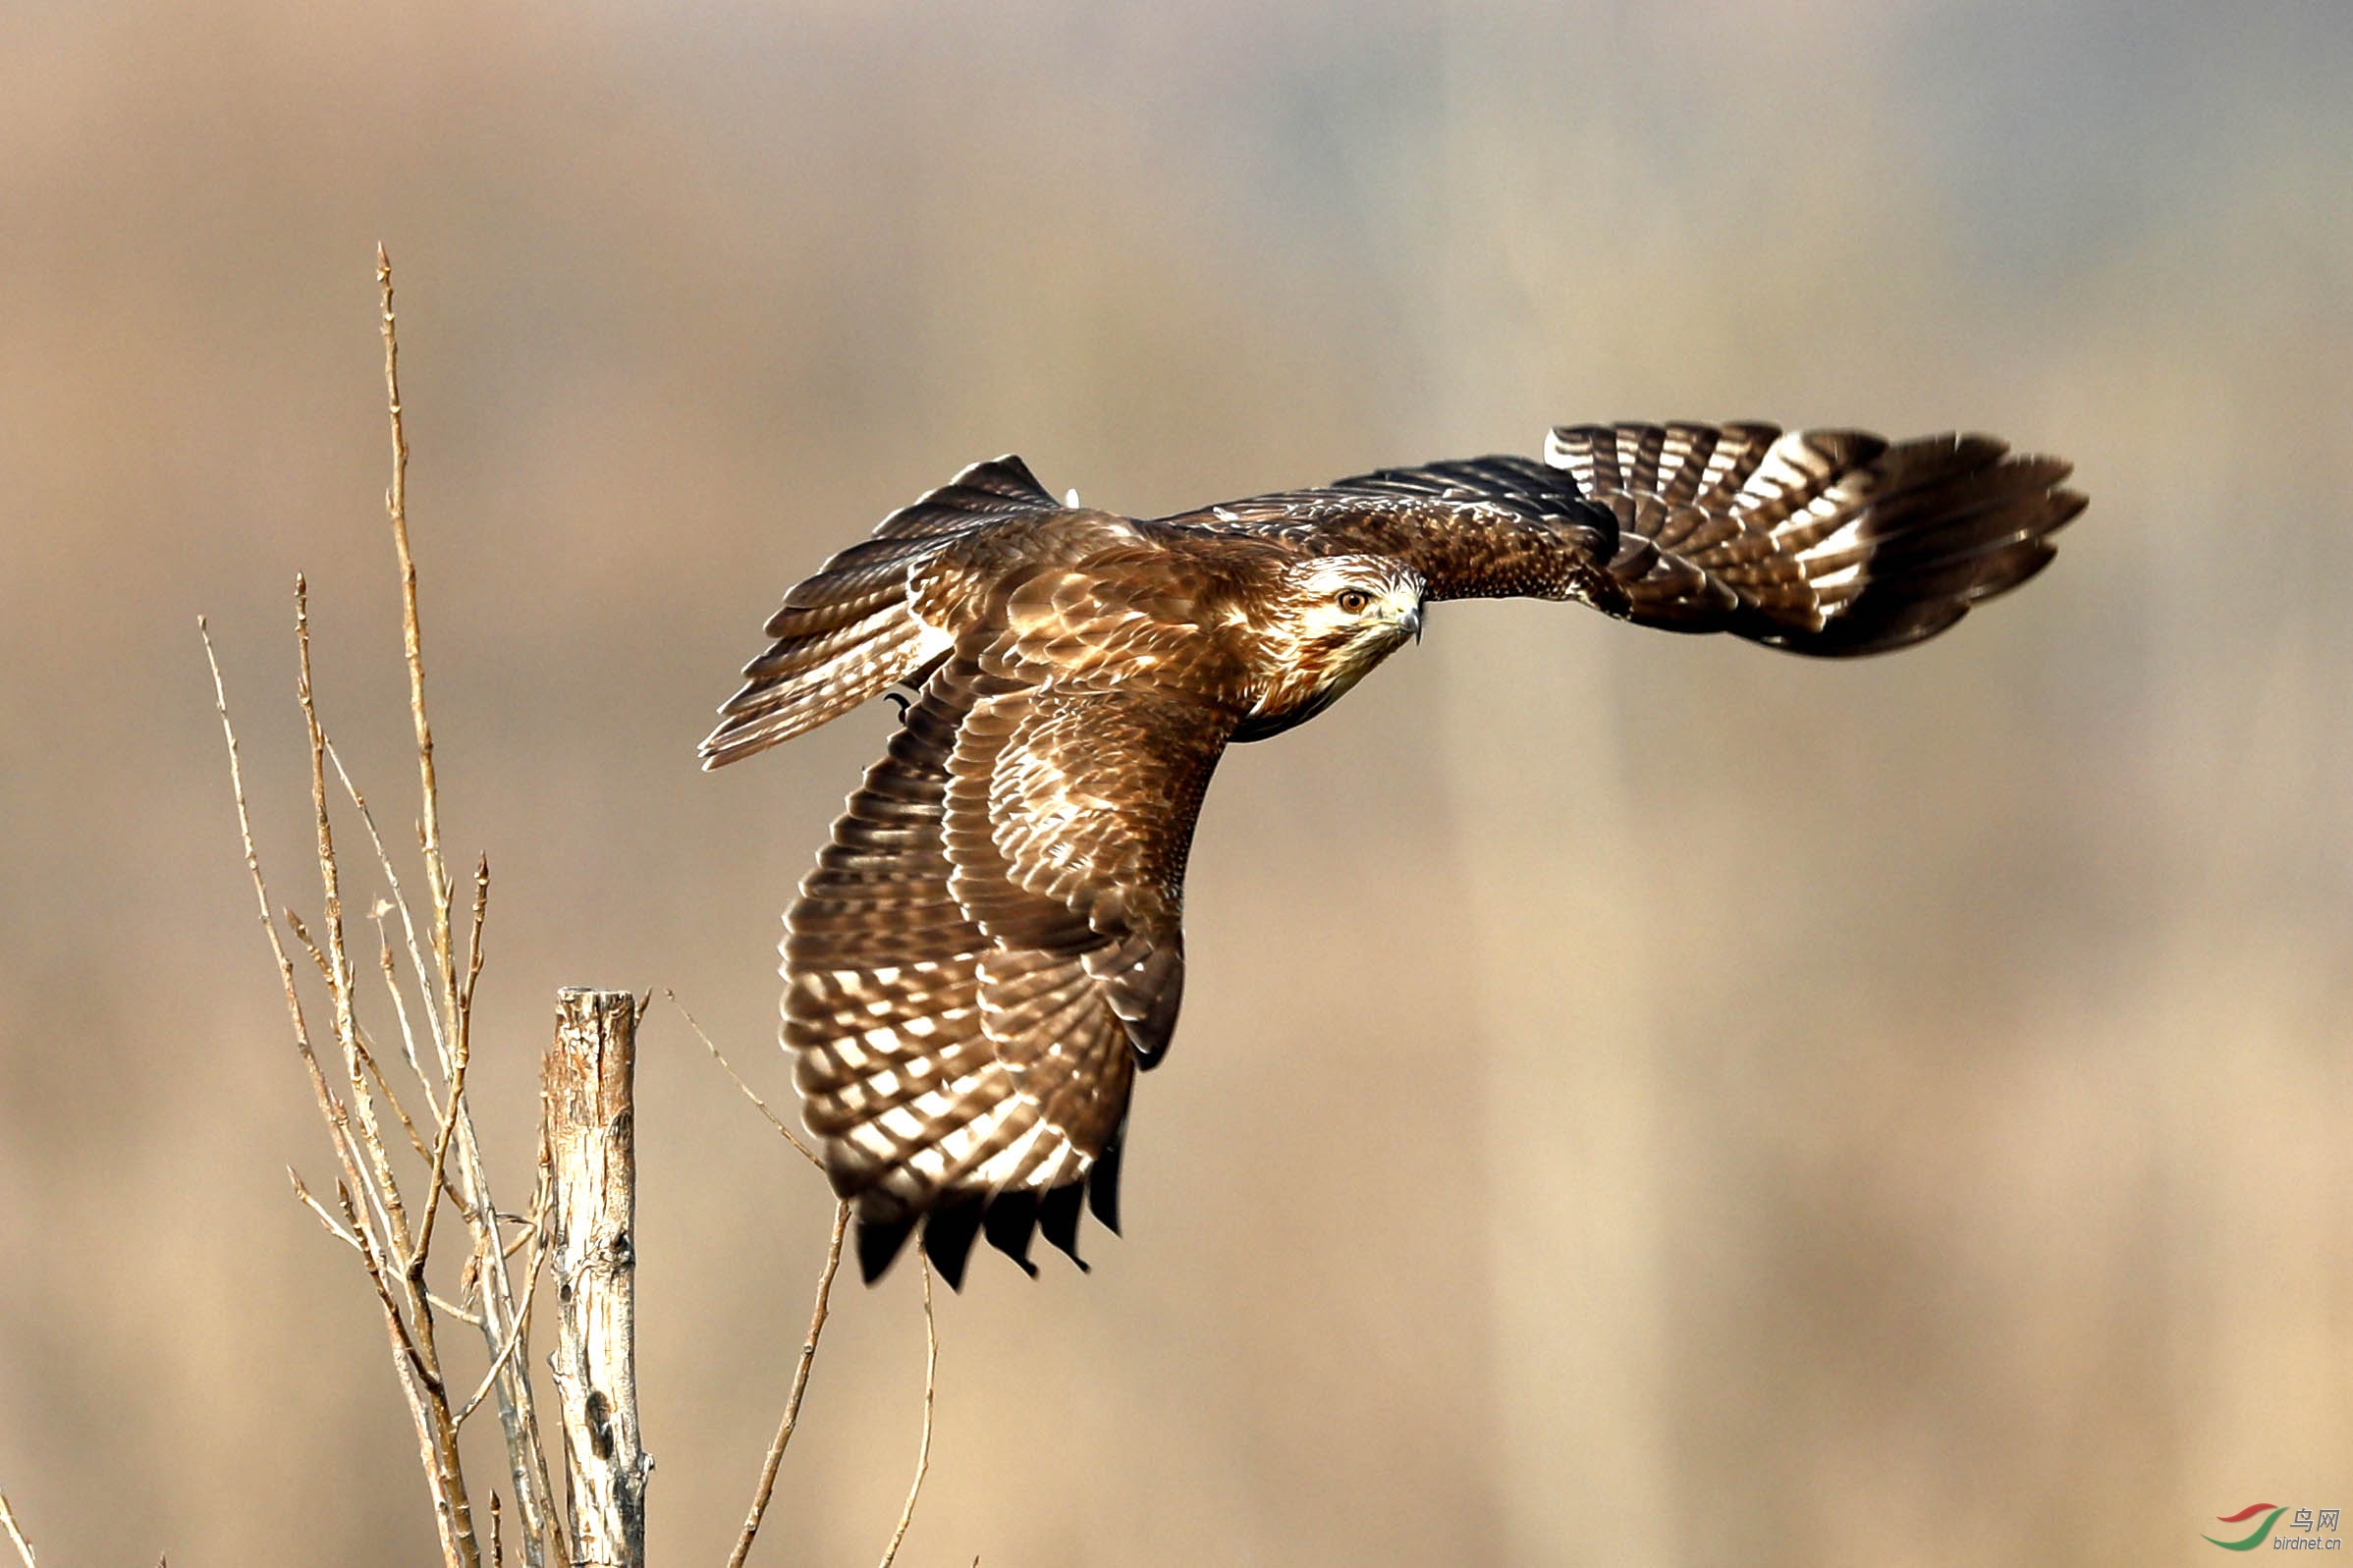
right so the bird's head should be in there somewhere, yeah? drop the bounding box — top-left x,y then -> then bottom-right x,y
1245,555 -> 1427,727
1274,555 -> 1426,651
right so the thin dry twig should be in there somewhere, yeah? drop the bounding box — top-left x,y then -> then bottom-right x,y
665,988 -> 819,1167
454,1108 -> 558,1568
497,1214 -> 538,1261
289,1166 -> 365,1253
332,738 -> 447,1075
459,851 -> 489,1013
283,911 -> 425,1219
288,911 -> 444,1190
428,1294 -> 487,1328
876,1258 -> 940,1568
726,1201 -> 851,1568
327,1170 -> 481,1568
200,621 -> 351,1187
456,1275 -> 535,1424
379,244 -> 457,1045
299,580 -> 419,1268
411,856 -> 489,1269
328,1179 -> 431,1383
1,1489 -> 38,1568
353,1019 -> 441,1176
458,1167 -> 553,1428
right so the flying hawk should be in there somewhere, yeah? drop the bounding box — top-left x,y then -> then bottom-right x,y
702,421 -> 2082,1287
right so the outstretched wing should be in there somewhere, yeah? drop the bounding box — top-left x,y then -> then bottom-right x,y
700,456 -> 1063,767
785,634 -> 1235,1287
1170,422 -> 2081,654
1544,422 -> 2082,653
1158,457 -> 1626,609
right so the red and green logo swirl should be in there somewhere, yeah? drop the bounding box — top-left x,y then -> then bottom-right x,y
2206,1504 -> 2287,1550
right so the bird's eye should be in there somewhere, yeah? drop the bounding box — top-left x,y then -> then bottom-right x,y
1337,588 -> 1371,615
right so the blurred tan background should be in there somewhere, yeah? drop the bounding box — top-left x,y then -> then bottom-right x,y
3,2 -> 2350,1564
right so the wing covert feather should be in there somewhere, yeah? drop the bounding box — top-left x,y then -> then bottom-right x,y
701,456 -> 1062,766
941,659 -> 1235,1066
1158,457 -> 1624,609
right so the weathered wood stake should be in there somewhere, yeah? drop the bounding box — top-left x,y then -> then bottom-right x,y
545,988 -> 649,1568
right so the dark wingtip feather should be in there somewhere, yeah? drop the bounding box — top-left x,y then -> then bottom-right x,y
982,1191 -> 1042,1278
2050,485 -> 2089,532
922,1197 -> 986,1291
1039,1181 -> 1089,1271
1087,1125 -> 1125,1235
857,1213 -> 917,1285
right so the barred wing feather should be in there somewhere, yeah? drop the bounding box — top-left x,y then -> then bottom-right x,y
784,642 -> 1233,1287
700,456 -> 1063,767
1542,421 -> 2083,653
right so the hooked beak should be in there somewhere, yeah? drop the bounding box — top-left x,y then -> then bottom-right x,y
1402,603 -> 1424,643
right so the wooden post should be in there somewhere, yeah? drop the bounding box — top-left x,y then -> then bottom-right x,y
545,989 -> 649,1568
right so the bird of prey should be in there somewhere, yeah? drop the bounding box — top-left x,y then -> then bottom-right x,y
702,420 -> 2082,1287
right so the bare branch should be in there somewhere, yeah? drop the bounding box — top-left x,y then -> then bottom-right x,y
215,254 -> 581,1568
499,1215 -> 539,1261
452,1119 -> 559,1568
459,1175 -> 553,1428
460,852 -> 489,1013
330,1176 -> 481,1568
299,580 -> 417,1268
413,856 -> 490,1267
352,1019 -> 441,1177
456,1285 -> 534,1427
428,1294 -> 487,1328
726,1200 -> 850,1568
329,1181 -> 432,1387
288,1166 -> 364,1254
378,245 -> 459,1061
201,621 -> 346,1158
332,738 -> 447,1078
0,1489 -> 39,1568
665,989 -> 819,1167
876,1258 -> 940,1568
282,908 -> 334,985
